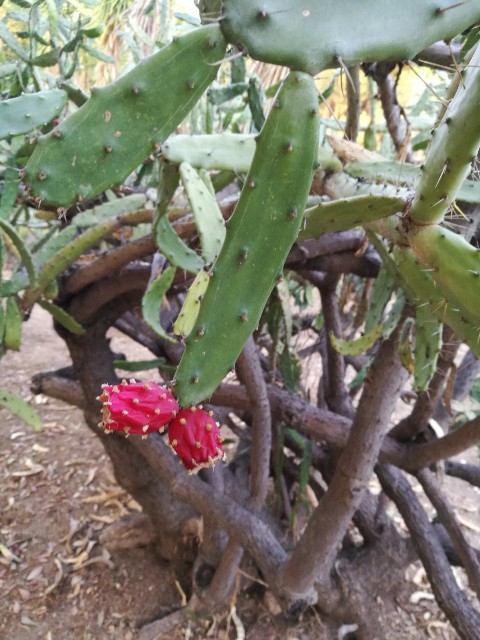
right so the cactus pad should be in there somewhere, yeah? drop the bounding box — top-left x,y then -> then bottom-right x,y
24,25 -> 226,207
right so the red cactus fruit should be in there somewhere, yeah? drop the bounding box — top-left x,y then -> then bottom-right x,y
97,379 -> 178,437
168,406 -> 225,473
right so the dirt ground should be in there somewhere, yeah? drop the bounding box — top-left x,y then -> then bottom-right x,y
1,307 -> 479,640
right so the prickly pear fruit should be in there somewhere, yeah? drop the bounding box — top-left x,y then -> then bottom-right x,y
98,380 -> 178,436
168,406 -> 225,473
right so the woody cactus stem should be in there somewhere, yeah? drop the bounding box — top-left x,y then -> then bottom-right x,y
409,43 -> 480,225
98,380 -> 179,436
174,71 -> 319,407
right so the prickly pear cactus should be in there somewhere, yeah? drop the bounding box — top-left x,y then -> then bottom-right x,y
174,71 -> 319,406
0,90 -> 67,140
221,0 -> 480,75
25,25 -> 226,208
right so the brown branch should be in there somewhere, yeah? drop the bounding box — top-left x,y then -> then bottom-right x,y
65,235 -> 156,293
30,368 -> 85,408
131,435 -> 293,602
417,468 -> 480,599
291,251 -> 380,279
404,415 -> 480,470
286,231 -> 366,264
204,337 -> 273,606
391,326 -> 460,441
445,460 -> 480,488
345,65 -> 361,142
378,464 -> 480,640
211,383 -> 405,465
363,62 -> 414,163
415,42 -> 462,69
236,337 -> 272,509
318,278 -> 354,418
278,326 -> 408,601
68,265 -> 150,322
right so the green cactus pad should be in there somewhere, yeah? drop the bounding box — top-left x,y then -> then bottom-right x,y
392,246 -> 480,357
174,71 -> 319,406
179,162 -> 226,264
24,25 -> 226,207
162,133 -> 341,173
413,304 -> 442,392
408,224 -> 480,327
0,90 -> 67,140
409,44 -> 480,224
364,265 -> 396,334
345,160 -> 480,205
299,194 -> 405,241
329,324 -> 384,357
221,0 -> 480,76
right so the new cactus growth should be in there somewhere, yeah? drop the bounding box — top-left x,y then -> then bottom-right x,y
25,26 -> 226,207
98,380 -> 179,436
168,406 -> 225,473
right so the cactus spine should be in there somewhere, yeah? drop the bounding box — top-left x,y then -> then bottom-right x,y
409,45 -> 480,225
174,71 -> 320,406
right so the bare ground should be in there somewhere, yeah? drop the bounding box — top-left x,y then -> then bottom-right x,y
1,307 -> 479,639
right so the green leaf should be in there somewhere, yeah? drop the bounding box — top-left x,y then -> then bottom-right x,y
329,323 -> 384,357
29,48 -> 61,67
0,161 -> 20,220
44,0 -> 59,35
80,25 -> 104,38
79,43 -> 114,63
0,219 -> 36,287
179,162 -> 226,264
155,216 -> 204,273
37,299 -> 85,335
0,389 -> 42,431
72,194 -> 146,228
174,270 -> 209,337
248,77 -> 265,131
0,21 -> 29,61
142,266 -> 176,341
4,297 -> 22,350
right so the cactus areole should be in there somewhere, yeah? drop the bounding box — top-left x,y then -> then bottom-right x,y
98,380 -> 179,436
168,406 -> 225,473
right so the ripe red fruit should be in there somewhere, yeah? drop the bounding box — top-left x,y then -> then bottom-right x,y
97,379 -> 178,436
168,406 -> 225,473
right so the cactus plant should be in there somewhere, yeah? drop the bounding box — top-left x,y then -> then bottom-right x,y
25,25 -> 226,207
98,380 -> 179,436
0,90 -> 67,140
220,0 -> 480,75
168,406 -> 225,473
174,70 -> 319,406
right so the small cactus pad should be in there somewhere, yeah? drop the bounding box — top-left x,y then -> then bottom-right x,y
98,380 -> 179,436
168,406 -> 225,473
